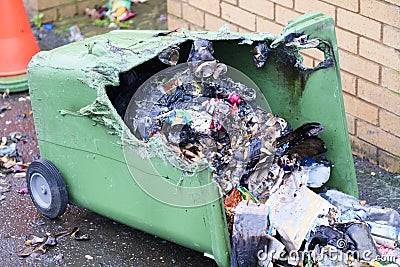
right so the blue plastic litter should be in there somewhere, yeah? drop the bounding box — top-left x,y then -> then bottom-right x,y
0,143 -> 16,156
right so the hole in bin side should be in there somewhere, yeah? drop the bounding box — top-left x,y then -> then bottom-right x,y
299,48 -> 325,68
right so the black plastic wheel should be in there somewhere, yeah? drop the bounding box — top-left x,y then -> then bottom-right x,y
26,158 -> 68,219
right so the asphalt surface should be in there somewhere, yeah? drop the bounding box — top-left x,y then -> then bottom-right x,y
0,91 -> 219,267
1,92 -> 398,267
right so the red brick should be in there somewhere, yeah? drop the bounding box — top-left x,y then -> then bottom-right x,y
205,13 -> 238,31
358,79 -> 400,116
188,0 -> 220,16
378,150 -> 400,174
167,14 -> 189,30
182,3 -> 205,27
350,136 -> 378,163
294,0 -> 336,19
335,27 -> 358,54
341,71 -> 357,95
381,67 -> 400,94
379,109 -> 400,137
337,8 -> 381,41
359,37 -> 400,71
338,49 -> 380,83
239,0 -> 274,19
357,120 -> 400,156
269,0 -> 293,8
256,16 -> 283,34
221,2 -> 256,31
167,0 -> 182,18
360,0 -> 400,28
320,0 -> 359,12
275,5 -> 302,25
383,25 -> 400,50
343,93 -> 379,125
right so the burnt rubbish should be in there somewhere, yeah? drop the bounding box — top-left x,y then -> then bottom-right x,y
122,39 -> 393,266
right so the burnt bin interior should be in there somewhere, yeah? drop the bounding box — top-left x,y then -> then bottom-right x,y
106,39 -> 307,129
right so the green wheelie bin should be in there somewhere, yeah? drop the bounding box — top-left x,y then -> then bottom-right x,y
26,13 -> 357,267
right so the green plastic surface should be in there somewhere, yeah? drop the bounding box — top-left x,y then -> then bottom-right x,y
0,74 -> 28,92
27,13 -> 357,267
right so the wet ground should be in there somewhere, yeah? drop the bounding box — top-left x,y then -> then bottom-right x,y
34,0 -> 167,51
1,2 -> 399,266
1,92 -> 398,267
0,95 -> 219,267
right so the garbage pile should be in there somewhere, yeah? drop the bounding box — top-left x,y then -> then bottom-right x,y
86,0 -> 136,28
126,39 -> 400,266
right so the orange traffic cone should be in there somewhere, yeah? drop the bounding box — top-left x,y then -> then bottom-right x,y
0,0 -> 40,92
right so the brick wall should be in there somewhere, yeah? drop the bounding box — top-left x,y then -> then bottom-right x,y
167,0 -> 400,173
23,0 -> 99,22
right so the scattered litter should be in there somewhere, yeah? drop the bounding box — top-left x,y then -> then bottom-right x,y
0,143 -> 16,156
368,222 -> 400,244
0,104 -> 11,113
85,255 -> 94,260
0,194 -> 5,201
17,187 -> 29,194
0,178 -> 11,193
2,88 -> 10,99
32,220 -> 45,226
252,42 -> 270,68
13,172 -> 26,178
12,163 -> 27,172
320,188 -> 400,227
87,0 -> 136,29
18,97 -> 27,102
231,201 -> 281,267
158,45 -> 180,66
371,171 -> 376,176
43,24 -> 53,31
16,112 -> 33,119
1,156 -> 17,169
157,14 -> 167,21
18,227 -> 90,258
85,5 -> 107,19
69,25 -> 84,42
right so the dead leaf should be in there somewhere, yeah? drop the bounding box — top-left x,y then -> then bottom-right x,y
4,159 -> 16,169
14,172 -> 26,178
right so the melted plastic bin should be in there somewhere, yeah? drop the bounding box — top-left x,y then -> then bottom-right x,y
27,13 -> 357,266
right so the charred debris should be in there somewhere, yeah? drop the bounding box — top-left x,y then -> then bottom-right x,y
104,36 -> 399,267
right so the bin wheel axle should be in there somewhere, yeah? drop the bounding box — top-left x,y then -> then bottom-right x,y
27,158 -> 68,218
